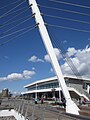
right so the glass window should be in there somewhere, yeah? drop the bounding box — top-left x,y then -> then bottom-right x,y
27,81 -> 59,91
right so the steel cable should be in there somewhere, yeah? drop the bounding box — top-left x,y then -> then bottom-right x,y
49,0 -> 90,9
0,7 -> 30,29
0,15 -> 33,37
0,24 -> 35,40
46,26 -> 82,78
42,13 -> 90,25
0,6 -> 28,18
0,14 -> 31,29
0,0 -> 26,18
47,23 -> 90,33
0,25 -> 37,46
0,0 -> 23,10
38,4 -> 90,16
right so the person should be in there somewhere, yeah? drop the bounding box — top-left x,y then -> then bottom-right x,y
35,98 -> 38,104
79,97 -> 82,106
82,97 -> 86,105
53,96 -> 57,104
0,99 -> 2,105
41,95 -> 44,104
61,97 -> 66,108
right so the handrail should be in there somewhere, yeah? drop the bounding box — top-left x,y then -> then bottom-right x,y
69,84 -> 90,100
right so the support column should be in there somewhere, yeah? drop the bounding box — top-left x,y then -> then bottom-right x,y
35,84 -> 38,104
59,83 -> 61,102
87,85 -> 90,94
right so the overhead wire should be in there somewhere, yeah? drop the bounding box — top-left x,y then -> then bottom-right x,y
46,26 -> 82,78
0,0 -> 23,10
0,15 -> 33,36
0,7 -> 30,29
47,23 -> 90,33
0,0 -> 26,18
42,13 -> 90,25
38,4 -> 90,16
0,24 -> 37,47
49,0 -> 90,9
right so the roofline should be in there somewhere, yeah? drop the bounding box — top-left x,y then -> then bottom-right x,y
24,76 -> 57,88
24,75 -> 90,88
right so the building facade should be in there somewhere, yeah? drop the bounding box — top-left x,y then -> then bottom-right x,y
22,76 -> 90,101
2,88 -> 9,97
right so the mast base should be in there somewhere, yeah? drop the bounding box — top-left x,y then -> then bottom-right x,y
66,100 -> 80,115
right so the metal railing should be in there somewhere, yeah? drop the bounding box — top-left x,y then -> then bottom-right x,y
69,84 -> 90,100
1,98 -> 90,120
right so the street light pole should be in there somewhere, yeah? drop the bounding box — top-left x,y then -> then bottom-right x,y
28,0 -> 79,115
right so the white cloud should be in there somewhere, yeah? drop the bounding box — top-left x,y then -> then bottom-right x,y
7,73 -> 23,80
67,47 -> 77,57
44,54 -> 50,62
44,48 -> 62,62
0,70 -> 36,82
28,56 -> 37,62
32,67 -> 35,70
28,55 -> 44,63
0,77 -> 7,82
88,38 -> 90,41
23,70 -> 35,79
61,45 -> 90,78
37,58 -> 44,62
63,40 -> 67,44
50,68 -> 54,73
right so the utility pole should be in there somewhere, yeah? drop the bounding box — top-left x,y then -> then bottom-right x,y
28,0 -> 79,115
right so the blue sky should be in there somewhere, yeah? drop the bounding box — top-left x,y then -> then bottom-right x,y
0,0 -> 90,94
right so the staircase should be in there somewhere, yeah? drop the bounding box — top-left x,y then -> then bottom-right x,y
69,84 -> 90,101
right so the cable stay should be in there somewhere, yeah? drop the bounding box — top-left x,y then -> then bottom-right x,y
0,0 -> 26,18
47,23 -> 90,33
42,13 -> 90,25
0,6 -> 29,19
0,0 -> 23,10
0,24 -> 37,46
0,14 -> 31,29
38,4 -> 90,17
49,0 -> 90,9
0,24 -> 35,40
0,15 -> 33,37
0,8 -> 30,29
47,26 -> 82,78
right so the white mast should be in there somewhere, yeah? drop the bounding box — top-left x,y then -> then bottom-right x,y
28,0 -> 79,115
